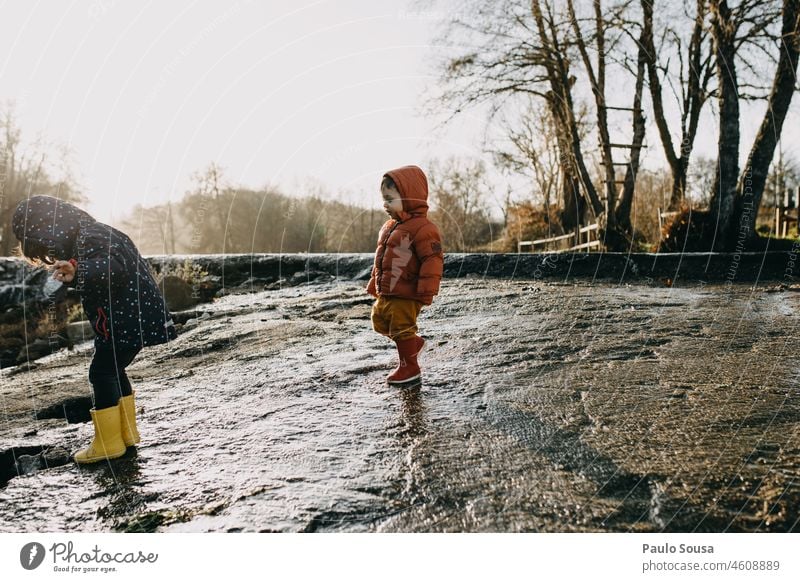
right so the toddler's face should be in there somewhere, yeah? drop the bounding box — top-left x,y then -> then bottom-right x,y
381,185 -> 403,219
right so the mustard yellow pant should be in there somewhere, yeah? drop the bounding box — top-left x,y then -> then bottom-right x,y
371,296 -> 424,341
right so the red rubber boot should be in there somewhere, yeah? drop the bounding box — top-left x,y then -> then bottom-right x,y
414,335 -> 425,356
387,336 -> 423,385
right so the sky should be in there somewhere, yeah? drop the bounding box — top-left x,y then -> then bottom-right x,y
1,0 -> 797,223
0,0 -> 486,222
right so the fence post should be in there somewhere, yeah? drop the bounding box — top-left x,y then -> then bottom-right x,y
657,206 -> 663,238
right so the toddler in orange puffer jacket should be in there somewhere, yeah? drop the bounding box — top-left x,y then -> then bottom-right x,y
366,165 -> 444,385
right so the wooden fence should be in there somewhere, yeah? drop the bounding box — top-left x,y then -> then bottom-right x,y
517,223 -> 600,253
774,187 -> 800,237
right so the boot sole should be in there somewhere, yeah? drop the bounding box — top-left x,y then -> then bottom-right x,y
74,447 -> 127,464
387,373 -> 422,385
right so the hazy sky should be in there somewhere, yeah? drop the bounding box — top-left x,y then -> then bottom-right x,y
1,1 -> 797,223
0,0 -> 486,222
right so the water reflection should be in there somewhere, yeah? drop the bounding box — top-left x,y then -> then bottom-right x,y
83,449 -> 149,528
398,384 -> 426,439
394,384 -> 432,512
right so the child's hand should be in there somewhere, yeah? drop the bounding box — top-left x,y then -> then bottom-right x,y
51,260 -> 76,283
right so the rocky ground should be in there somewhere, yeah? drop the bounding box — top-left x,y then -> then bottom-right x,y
1,275 -> 799,532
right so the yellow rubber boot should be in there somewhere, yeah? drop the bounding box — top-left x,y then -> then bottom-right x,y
74,405 -> 127,464
119,393 -> 141,446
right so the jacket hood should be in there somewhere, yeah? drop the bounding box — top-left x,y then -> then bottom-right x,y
12,196 -> 96,258
384,165 -> 428,220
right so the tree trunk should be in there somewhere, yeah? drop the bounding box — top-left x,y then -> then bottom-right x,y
544,93 -> 586,231
642,0 -> 711,212
568,0 -> 616,224
532,0 -> 604,224
641,0 -> 678,200
735,0 -> 800,242
708,0 -> 740,250
616,32 -> 648,231
673,0 -> 711,210
560,169 -> 586,231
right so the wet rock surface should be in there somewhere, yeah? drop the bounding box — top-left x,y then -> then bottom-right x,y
2,250 -> 799,368
1,278 -> 799,532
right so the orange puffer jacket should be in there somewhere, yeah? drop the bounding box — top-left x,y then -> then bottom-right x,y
366,165 -> 444,305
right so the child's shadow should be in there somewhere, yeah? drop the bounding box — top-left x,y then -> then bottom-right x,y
398,385 -> 426,440
84,450 -> 151,526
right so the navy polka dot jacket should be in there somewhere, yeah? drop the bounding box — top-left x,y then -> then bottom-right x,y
12,195 -> 177,348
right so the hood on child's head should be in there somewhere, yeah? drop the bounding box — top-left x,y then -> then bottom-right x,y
383,165 -> 429,219
12,196 -> 96,258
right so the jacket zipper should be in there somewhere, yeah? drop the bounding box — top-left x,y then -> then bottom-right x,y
376,221 -> 400,294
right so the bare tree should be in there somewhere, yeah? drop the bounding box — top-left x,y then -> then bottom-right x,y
735,0 -> 800,243
127,183 -> 385,254
191,162 -> 234,253
567,0 -> 619,220
629,167 -> 673,244
494,101 -> 565,219
599,1 -> 649,233
706,0 -> 790,250
560,0 -> 649,240
120,202 -> 177,255
1,103 -> 85,256
437,0 -> 601,232
427,157 -> 496,251
641,0 -> 715,210
763,150 -> 800,207
436,0 -> 654,248
687,155 -> 718,206
531,0 -> 605,224
615,34 -> 648,234
708,0 -> 744,248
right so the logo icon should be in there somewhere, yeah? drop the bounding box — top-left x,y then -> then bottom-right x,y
20,542 -> 46,570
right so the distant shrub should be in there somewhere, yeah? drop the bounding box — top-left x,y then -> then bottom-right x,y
155,259 -> 209,287
658,207 -> 713,252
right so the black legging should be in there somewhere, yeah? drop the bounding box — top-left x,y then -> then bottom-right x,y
89,343 -> 141,410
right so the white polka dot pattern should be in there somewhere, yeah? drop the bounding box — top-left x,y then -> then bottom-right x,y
12,196 -> 177,348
